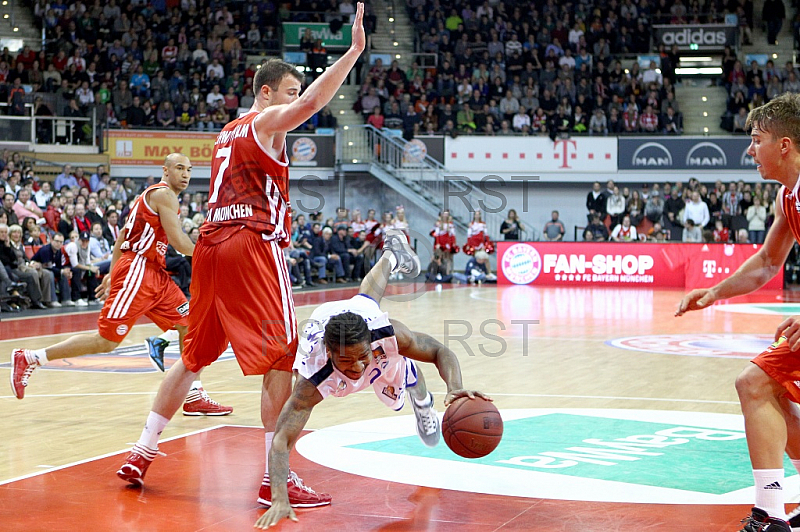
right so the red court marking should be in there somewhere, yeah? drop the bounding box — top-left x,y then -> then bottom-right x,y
0,426 -> 761,531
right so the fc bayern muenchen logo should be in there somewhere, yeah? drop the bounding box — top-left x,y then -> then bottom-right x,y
116,325 -> 129,336
403,139 -> 428,163
502,244 -> 541,284
291,137 -> 317,162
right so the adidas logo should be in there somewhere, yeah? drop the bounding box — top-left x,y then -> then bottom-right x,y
763,481 -> 783,490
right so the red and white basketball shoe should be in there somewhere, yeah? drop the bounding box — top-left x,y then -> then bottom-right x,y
116,444 -> 158,486
10,349 -> 39,400
182,387 -> 233,416
257,471 -> 332,508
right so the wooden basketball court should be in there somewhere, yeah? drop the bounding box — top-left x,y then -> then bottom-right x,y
0,283 -> 793,530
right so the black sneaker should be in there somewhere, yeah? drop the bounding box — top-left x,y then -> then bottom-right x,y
740,507 -> 792,532
145,336 -> 169,372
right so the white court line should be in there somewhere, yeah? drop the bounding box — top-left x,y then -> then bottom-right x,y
0,389 -> 740,405
0,424 -> 231,486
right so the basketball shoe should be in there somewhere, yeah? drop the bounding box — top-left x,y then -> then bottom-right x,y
739,507 -> 792,532
787,504 -> 800,530
144,336 -> 169,372
182,386 -> 233,416
117,443 -> 158,486
411,391 -> 441,448
257,471 -> 332,508
10,349 -> 39,399
384,229 -> 421,277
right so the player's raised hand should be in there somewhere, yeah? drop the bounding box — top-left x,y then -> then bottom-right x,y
444,389 -> 492,407
254,502 -> 298,529
350,2 -> 366,54
775,316 -> 800,350
675,288 -> 716,316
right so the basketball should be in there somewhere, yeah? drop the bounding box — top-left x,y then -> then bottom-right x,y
442,397 -> 503,458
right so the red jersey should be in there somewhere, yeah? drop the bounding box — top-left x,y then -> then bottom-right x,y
204,110 -> 291,246
120,182 -> 172,270
781,184 -> 800,242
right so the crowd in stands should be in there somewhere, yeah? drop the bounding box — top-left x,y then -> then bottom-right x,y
356,0 -> 694,138
24,0 -> 373,140
721,51 -> 800,133
582,178 -> 772,243
0,151 -> 426,312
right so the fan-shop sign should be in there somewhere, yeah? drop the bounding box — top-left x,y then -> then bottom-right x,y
496,242 -> 779,289
618,138 -> 754,171
653,24 -> 737,51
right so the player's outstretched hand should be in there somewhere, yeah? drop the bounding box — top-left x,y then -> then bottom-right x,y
775,316 -> 800,350
675,288 -> 715,317
254,503 -> 298,529
350,2 -> 366,53
95,274 -> 111,300
444,389 -> 492,407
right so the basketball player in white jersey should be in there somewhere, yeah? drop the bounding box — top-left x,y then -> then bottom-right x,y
255,237 -> 489,528
677,93 -> 800,531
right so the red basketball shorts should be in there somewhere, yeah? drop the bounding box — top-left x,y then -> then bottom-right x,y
98,254 -> 189,343
182,227 -> 298,376
752,336 -> 800,403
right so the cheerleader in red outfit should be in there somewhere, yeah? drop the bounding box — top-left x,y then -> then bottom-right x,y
430,210 -> 459,275
350,209 -> 365,238
390,206 -> 410,241
462,210 -> 495,256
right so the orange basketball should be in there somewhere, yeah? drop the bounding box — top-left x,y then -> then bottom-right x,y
442,397 -> 503,458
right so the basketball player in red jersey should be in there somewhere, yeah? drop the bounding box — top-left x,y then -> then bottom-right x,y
676,93 -> 800,531
10,153 -> 231,418
114,2 -> 421,508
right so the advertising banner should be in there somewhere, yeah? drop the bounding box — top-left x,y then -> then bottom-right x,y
618,137 -> 754,171
445,136 -> 617,173
107,130 -> 335,168
497,242 -> 781,289
283,22 -> 352,48
652,24 -> 737,51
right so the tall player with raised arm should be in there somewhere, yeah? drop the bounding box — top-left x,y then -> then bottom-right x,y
116,3 -> 421,507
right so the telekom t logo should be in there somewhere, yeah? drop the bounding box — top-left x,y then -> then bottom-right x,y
702,260 -> 717,278
554,139 -> 577,169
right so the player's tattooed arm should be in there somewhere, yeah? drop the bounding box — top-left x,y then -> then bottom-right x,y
268,376 -> 324,505
390,319 -> 464,398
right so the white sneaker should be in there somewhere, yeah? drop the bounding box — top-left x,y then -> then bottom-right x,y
384,229 -> 421,277
47,301 -> 62,308
88,299 -> 101,305
75,299 -> 88,307
411,391 -> 441,448
62,300 -> 76,307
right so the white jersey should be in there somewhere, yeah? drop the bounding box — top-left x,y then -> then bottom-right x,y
294,294 -> 417,410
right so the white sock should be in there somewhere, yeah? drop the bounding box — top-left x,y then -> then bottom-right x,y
26,349 -> 48,366
412,390 -> 432,407
137,412 -> 169,450
792,459 -> 800,476
753,468 -> 787,519
190,380 -> 202,390
264,432 -> 274,480
160,329 -> 179,343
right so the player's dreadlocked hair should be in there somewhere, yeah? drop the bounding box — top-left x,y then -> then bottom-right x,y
324,312 -> 371,353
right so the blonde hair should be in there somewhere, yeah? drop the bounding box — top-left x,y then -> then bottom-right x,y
746,92 -> 800,149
